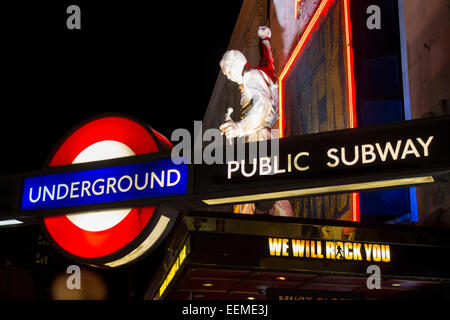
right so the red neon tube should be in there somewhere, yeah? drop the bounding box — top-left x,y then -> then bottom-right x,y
278,0 -> 359,221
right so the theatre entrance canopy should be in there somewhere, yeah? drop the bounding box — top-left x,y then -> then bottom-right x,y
146,211 -> 450,300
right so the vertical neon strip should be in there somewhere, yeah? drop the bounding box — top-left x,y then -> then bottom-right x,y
343,0 -> 357,129
398,0 -> 418,223
343,0 -> 359,221
278,0 -> 359,221
409,187 -> 419,223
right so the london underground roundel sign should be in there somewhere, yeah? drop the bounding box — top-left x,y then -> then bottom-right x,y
41,114 -> 178,268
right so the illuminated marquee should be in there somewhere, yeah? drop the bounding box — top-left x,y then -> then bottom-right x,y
226,136 -> 434,179
199,116 -> 449,206
159,244 -> 188,297
268,237 -> 391,263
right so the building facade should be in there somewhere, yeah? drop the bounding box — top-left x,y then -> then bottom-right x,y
143,0 -> 450,301
202,0 -> 450,225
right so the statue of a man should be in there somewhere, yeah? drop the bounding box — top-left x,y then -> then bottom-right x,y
219,26 -> 293,217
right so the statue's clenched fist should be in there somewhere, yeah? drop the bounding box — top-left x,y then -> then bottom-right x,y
257,26 -> 271,40
219,120 -> 241,139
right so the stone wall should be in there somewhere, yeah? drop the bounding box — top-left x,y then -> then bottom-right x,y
403,0 -> 449,119
402,0 -> 450,225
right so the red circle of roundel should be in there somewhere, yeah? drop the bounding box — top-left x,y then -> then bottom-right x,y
43,116 -> 161,259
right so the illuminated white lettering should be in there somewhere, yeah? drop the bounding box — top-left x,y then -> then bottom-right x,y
43,185 -> 55,202
416,136 -> 433,157
282,238 -> 289,256
287,154 -> 292,172
80,181 -> 91,197
361,144 -> 376,164
381,245 -> 391,262
344,242 -> 353,260
118,175 -> 133,192
364,243 -> 372,262
341,146 -> 359,166
167,169 -> 181,187
291,239 -> 305,257
106,178 -> 117,194
150,171 -> 165,188
268,238 -> 283,256
372,244 -> 381,262
293,152 -> 309,171
57,184 -> 69,200
29,187 -> 42,203
70,182 -> 80,198
241,159 -> 257,177
92,179 -> 105,196
259,157 -> 272,175
326,241 -> 335,259
401,139 -> 420,159
327,148 -> 339,167
273,156 -> 286,174
227,161 -> 239,179
375,140 -> 402,161
135,173 -> 148,190
353,243 -> 363,260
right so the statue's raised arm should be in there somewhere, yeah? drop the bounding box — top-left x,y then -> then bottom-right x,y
218,26 -> 293,217
219,26 -> 279,142
257,26 -> 276,83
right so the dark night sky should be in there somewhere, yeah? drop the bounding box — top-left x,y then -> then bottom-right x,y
1,1 -> 242,176
0,1 -> 242,300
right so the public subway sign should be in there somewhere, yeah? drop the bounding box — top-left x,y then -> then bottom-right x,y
2,114 -> 449,270
197,116 -> 450,205
268,237 -> 391,263
226,137 -> 433,177
2,115 -> 450,219
21,158 -> 188,212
